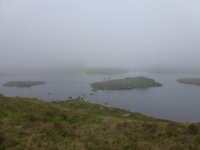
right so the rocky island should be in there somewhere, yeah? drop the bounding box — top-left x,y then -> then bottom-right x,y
177,78 -> 200,86
3,81 -> 47,88
90,76 -> 161,91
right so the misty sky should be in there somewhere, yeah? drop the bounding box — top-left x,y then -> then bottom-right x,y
1,0 -> 200,71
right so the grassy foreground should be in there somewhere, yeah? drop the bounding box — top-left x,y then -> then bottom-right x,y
0,94 -> 200,150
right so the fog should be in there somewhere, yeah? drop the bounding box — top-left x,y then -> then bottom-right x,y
1,0 -> 200,73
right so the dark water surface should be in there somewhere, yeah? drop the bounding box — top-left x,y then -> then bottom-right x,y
0,71 -> 200,122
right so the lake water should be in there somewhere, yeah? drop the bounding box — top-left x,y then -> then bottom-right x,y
0,71 -> 200,123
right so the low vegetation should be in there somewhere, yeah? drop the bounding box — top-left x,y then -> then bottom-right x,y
90,76 -> 162,90
3,81 -> 47,88
177,78 -> 200,86
0,94 -> 200,150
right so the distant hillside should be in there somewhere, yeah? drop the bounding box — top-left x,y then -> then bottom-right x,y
85,67 -> 129,75
0,94 -> 200,150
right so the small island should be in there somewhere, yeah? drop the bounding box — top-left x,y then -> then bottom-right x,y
90,77 -> 162,90
3,81 -> 47,88
177,78 -> 200,86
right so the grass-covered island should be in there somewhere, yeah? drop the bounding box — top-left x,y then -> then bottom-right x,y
0,94 -> 200,150
3,81 -> 47,88
85,67 -> 129,75
177,78 -> 200,86
90,77 -> 162,91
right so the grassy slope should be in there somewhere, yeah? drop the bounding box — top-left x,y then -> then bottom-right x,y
0,94 -> 200,150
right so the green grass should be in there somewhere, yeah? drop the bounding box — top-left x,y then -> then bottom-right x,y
177,78 -> 200,86
91,77 -> 162,90
0,94 -> 200,150
3,81 -> 47,88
